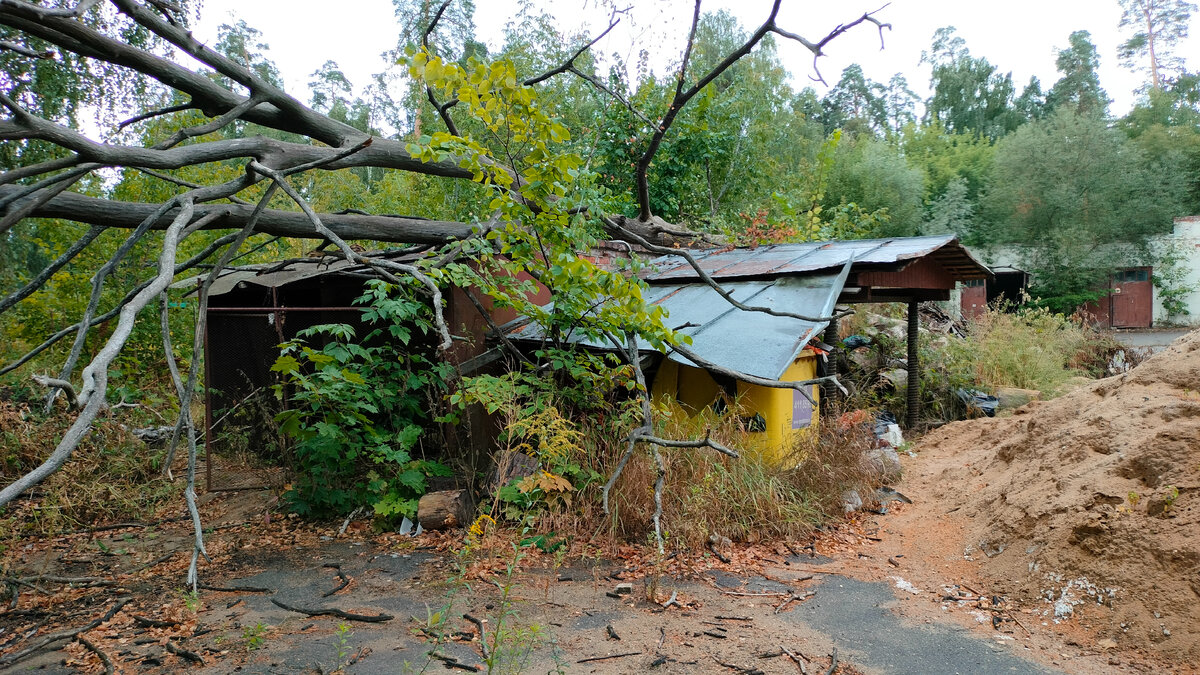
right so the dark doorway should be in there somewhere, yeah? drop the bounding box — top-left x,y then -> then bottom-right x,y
987,269 -> 1029,307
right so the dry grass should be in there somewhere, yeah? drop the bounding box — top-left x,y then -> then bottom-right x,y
947,304 -> 1142,395
0,400 -> 179,539
533,399 -> 881,549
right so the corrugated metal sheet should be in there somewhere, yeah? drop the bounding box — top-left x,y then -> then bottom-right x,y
643,234 -> 989,282
170,248 -> 427,296
506,272 -> 846,380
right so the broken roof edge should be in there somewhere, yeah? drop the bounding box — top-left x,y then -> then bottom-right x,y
641,234 -> 992,283
169,246 -> 431,297
504,272 -> 848,381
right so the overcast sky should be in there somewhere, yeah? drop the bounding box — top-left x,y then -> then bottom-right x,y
193,0 -> 1200,117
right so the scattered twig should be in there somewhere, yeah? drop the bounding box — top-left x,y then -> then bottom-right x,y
782,645 -> 809,674
321,563 -> 350,597
657,626 -> 666,650
708,542 -> 732,564
165,639 -> 205,665
711,654 -> 765,673
270,599 -> 392,623
463,613 -> 488,659
660,590 -> 680,609
775,591 -> 814,614
132,614 -> 179,628
428,650 -> 480,671
198,583 -> 273,594
577,651 -> 642,664
0,596 -> 131,667
959,582 -> 984,596
887,557 -> 901,568
337,507 -> 364,536
75,634 -> 113,674
825,647 -> 838,675
718,590 -> 788,597
703,630 -> 728,639
132,550 -> 178,573
717,615 -> 752,621
1007,611 -> 1032,635
15,574 -> 113,587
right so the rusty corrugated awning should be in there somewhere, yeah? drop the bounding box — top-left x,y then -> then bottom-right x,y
643,234 -> 990,283
169,248 -> 428,297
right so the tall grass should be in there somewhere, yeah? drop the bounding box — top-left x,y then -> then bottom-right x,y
0,400 -> 178,537
571,399 -> 880,548
946,304 -> 1102,395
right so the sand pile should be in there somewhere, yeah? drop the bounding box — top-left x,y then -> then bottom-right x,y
915,330 -> 1200,658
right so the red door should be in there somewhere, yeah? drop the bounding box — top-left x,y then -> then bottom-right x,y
1112,268 -> 1152,328
961,280 -> 987,319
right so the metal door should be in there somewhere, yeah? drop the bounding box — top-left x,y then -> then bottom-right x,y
1112,268 -> 1152,328
960,280 -> 987,319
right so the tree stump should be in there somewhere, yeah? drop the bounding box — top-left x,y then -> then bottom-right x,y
417,489 -> 474,530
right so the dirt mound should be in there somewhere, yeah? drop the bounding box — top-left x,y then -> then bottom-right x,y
914,330 -> 1200,658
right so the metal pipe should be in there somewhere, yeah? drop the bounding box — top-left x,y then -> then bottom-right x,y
822,315 -> 840,407
906,298 -> 920,429
202,281 -> 213,493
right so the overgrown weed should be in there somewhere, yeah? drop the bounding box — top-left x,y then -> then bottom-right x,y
573,399 -> 878,549
946,303 -> 1092,394
0,400 -> 178,538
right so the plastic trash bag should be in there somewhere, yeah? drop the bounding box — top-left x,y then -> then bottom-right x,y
842,334 -> 872,349
957,389 -> 999,417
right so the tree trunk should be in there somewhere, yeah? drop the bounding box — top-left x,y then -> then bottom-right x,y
417,489 -> 474,530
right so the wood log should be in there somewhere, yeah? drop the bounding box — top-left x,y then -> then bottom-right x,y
417,489 -> 473,530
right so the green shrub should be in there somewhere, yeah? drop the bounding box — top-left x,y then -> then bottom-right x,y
946,304 -> 1089,395
272,280 -> 454,522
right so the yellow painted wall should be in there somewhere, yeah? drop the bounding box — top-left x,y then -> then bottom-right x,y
650,350 -> 820,464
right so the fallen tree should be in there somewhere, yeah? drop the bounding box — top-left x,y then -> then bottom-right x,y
0,0 -> 887,560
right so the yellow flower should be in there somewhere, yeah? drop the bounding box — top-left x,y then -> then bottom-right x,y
468,514 -> 496,539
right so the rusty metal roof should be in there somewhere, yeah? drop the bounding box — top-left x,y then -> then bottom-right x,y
643,234 -> 989,283
506,271 -> 847,380
170,248 -> 428,297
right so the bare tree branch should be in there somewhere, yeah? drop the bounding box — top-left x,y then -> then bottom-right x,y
0,154 -> 79,186
168,184 -> 284,589
421,0 -> 460,136
133,168 -> 252,205
631,0 -> 890,220
0,198 -> 195,508
605,217 -> 852,323
772,5 -> 892,85
0,185 -> 472,243
0,225 -> 104,314
0,39 -> 51,58
248,159 -> 454,351
30,374 -> 79,410
115,102 -> 191,132
671,342 -> 846,404
461,288 -> 535,367
524,16 -> 621,87
0,229 -> 240,377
